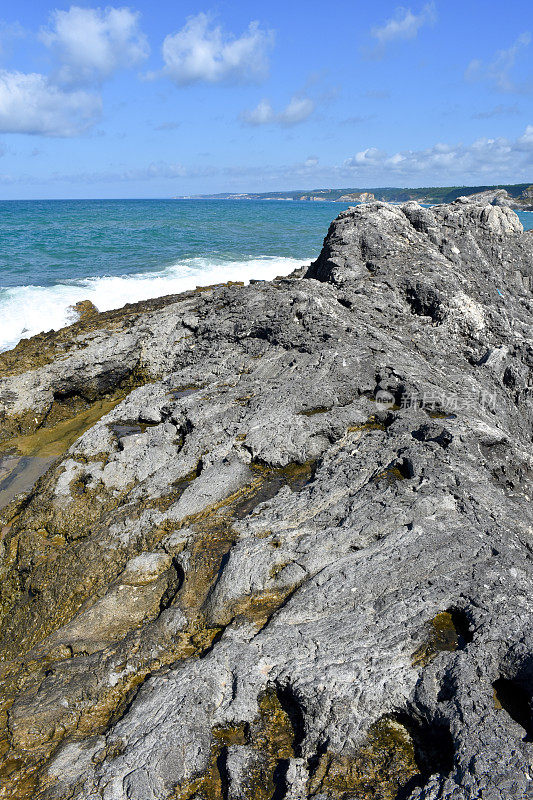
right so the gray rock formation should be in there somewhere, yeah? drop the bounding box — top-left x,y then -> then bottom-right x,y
0,199 -> 532,800
459,187 -> 533,211
457,189 -> 514,207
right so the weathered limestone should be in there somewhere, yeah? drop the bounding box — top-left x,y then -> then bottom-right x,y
0,200 -> 532,800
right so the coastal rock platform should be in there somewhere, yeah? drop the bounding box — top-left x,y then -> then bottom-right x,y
0,199 -> 532,800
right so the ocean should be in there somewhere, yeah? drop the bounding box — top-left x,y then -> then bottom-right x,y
0,199 -> 531,353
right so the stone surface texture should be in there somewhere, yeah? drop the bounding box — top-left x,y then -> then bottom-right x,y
0,199 -> 531,800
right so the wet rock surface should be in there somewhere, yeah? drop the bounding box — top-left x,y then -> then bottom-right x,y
0,199 -> 532,799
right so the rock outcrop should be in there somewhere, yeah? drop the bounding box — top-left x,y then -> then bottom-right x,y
460,187 -> 533,211
337,192 -> 375,203
0,199 -> 532,800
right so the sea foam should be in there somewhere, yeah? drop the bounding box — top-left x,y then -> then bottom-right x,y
0,256 -> 304,353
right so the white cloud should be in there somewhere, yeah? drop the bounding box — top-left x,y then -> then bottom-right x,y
0,8 -> 147,138
0,70 -> 101,136
465,33 -> 531,93
517,124 -> 533,147
371,2 -> 436,48
158,13 -> 273,85
242,95 -> 315,126
346,147 -> 388,166
342,126 -> 533,181
40,5 -> 149,87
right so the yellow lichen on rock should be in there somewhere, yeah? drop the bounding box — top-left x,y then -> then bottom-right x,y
308,717 -> 420,799
412,611 -> 460,666
0,458 -> 316,798
347,415 -> 387,432
173,688 -> 295,800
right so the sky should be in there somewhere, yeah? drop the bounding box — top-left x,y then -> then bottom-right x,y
0,0 -> 531,198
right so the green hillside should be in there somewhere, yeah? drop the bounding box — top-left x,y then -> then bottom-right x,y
183,183 -> 532,203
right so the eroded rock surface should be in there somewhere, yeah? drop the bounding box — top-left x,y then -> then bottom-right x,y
0,200 -> 532,800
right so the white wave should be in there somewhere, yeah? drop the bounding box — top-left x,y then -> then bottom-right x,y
0,256 -> 305,353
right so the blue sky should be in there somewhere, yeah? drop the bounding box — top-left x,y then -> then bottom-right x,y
0,0 -> 531,198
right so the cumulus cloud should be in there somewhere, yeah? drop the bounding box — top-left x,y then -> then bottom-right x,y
465,33 -> 531,93
343,126 -> 533,181
370,2 -> 436,53
40,5 -> 149,87
158,13 -> 273,85
0,6 -> 147,138
0,70 -> 101,136
242,95 -> 315,126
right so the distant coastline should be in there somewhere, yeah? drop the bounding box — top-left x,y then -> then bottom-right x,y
174,182 -> 533,209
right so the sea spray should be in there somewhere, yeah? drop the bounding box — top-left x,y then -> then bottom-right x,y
0,256 -> 303,351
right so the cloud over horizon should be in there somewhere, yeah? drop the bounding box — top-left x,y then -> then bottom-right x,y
157,13 -> 273,86
343,126 -> 533,181
3,126 -> 531,188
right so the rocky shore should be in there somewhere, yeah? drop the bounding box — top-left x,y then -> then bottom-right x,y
0,198 -> 532,800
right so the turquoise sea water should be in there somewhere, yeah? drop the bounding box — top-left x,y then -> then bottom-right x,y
0,199 -> 531,352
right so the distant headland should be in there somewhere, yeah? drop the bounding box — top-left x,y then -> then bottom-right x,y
175,182 -> 533,209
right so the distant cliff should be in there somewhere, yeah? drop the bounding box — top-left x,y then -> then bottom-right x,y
456,186 -> 533,211
177,182 -> 532,205
337,191 -> 375,203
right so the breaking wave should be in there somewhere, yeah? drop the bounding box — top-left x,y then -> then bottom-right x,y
0,255 -> 305,352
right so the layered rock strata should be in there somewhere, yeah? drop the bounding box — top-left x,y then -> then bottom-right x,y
0,200 -> 531,800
